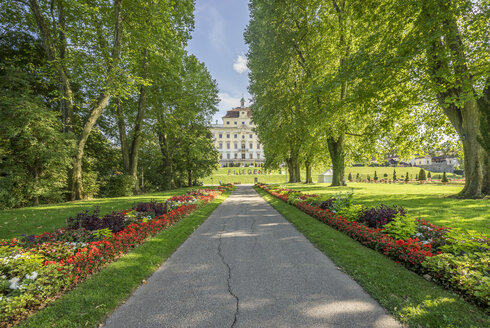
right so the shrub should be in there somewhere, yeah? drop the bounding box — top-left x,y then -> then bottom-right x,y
337,204 -> 364,222
319,198 -> 336,210
427,172 -> 431,179
66,210 -> 126,233
66,209 -> 101,231
101,173 -> 135,197
454,169 -> 464,176
393,169 -> 397,181
423,252 -> 489,307
414,220 -> 448,251
405,172 -> 409,182
442,171 -> 449,183
348,172 -> 353,181
374,171 -> 378,181
419,168 -> 426,181
358,205 -> 406,228
331,191 -> 354,213
133,201 -> 167,217
383,213 -> 417,240
438,229 -> 489,255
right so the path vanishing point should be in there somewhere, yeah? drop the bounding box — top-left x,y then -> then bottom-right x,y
104,185 -> 401,328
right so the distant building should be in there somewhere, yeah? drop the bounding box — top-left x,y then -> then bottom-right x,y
410,155 -> 460,173
210,97 -> 265,167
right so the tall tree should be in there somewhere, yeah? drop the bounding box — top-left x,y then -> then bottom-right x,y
346,0 -> 490,197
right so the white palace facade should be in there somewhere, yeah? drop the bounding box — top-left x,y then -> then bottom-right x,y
210,97 -> 265,167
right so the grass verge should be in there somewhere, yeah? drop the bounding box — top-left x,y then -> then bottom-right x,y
16,193 -> 229,328
255,187 -> 489,328
0,188 -> 195,240
288,183 -> 489,234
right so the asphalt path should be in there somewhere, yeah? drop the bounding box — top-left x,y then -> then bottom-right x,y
103,185 -> 401,328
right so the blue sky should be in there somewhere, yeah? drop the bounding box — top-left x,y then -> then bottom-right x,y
186,0 -> 251,123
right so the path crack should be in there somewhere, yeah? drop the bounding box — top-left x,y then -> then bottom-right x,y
218,220 -> 239,328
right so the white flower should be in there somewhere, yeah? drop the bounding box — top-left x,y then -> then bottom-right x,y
25,272 -> 38,280
12,254 -> 22,260
9,277 -> 21,290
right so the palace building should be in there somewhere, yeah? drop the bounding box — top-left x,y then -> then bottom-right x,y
210,97 -> 265,167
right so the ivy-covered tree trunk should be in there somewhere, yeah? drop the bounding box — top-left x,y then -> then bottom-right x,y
328,134 -> 346,186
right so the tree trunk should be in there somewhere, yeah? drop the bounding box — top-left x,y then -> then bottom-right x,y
456,99 -> 486,198
295,162 -> 301,183
286,158 -> 294,183
422,2 -> 488,197
129,49 -> 149,193
70,0 -> 123,200
116,99 -> 130,172
187,169 -> 192,187
71,93 -> 111,199
157,130 -> 174,190
328,134 -> 346,186
32,165 -> 39,206
305,161 -> 313,183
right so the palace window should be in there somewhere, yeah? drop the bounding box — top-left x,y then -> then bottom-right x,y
226,121 -> 230,125
242,122 -> 245,125
234,143 -> 238,149
234,134 -> 238,138
234,122 -> 237,125
227,153 -> 230,159
257,143 -> 260,149
249,134 -> 253,138
227,142 -> 230,149
234,153 -> 238,159
257,152 -> 260,159
242,135 -> 245,139
220,154 -> 223,159
250,153 -> 253,159
227,134 -> 230,138
219,142 -> 222,149
249,143 -> 253,149
242,153 -> 246,159
219,134 -> 222,138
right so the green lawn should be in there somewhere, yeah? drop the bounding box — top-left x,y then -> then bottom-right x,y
255,187 -> 489,328
285,183 -> 489,236
17,193 -> 229,328
0,188 -> 196,240
202,167 -> 462,185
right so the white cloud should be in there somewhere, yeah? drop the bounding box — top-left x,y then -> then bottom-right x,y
218,92 -> 241,110
233,55 -> 249,74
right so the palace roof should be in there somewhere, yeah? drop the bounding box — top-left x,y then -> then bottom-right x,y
224,107 -> 252,118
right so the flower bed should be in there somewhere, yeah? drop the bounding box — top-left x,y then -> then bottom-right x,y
0,187 -> 229,327
257,183 -> 489,310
